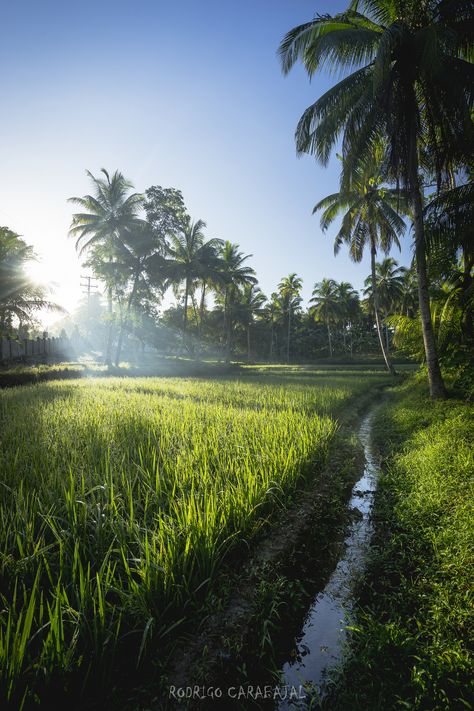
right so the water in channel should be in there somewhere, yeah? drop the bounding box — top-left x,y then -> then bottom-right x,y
278,409 -> 380,709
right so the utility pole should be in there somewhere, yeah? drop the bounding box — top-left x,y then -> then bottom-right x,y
80,275 -> 98,316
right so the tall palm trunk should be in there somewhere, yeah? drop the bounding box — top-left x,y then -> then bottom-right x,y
183,276 -> 190,349
369,235 -> 396,375
410,172 -> 446,398
223,287 -> 231,363
199,281 -> 207,335
247,325 -> 251,362
326,319 -> 333,357
190,291 -> 198,327
115,273 -> 139,366
226,317 -> 232,363
104,287 -> 114,368
287,305 -> 291,364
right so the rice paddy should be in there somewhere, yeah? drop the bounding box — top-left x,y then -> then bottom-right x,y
0,367 -> 390,707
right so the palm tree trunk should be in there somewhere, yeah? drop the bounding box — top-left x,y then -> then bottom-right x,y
183,277 -> 189,349
247,325 -> 251,362
370,238 -> 396,375
190,290 -> 199,329
115,274 -> 139,366
287,305 -> 291,364
327,319 -> 332,358
199,281 -> 207,335
104,287 -> 113,368
223,287 -> 228,361
269,321 -> 274,362
411,179 -> 446,398
224,287 -> 232,363
226,316 -> 232,363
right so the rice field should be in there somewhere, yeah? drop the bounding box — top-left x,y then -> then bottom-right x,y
0,367 -> 390,707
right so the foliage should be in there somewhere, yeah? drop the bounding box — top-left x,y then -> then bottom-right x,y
279,0 -> 474,397
326,381 -> 474,710
0,227 -> 62,335
143,185 -> 188,239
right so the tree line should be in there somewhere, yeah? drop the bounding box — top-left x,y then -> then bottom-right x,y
62,166 -> 433,366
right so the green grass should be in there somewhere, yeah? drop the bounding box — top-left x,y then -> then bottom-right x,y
327,382 -> 473,710
0,367 -> 390,708
0,357 -> 235,388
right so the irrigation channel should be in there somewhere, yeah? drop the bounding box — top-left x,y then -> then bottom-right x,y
278,408 -> 380,709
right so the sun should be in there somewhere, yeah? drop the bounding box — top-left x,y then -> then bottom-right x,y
24,258 -> 59,286
24,252 -> 85,322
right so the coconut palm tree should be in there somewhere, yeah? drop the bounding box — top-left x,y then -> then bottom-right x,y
194,242 -> 226,337
279,0 -> 473,396
217,242 -> 256,361
69,169 -> 144,365
166,218 -> 222,349
396,264 -> 419,318
262,292 -> 285,362
278,273 -> 303,363
364,257 -> 406,353
110,222 -> 169,365
235,284 -> 267,361
336,281 -> 360,355
313,156 -> 407,373
424,176 -> 474,343
310,279 -> 340,357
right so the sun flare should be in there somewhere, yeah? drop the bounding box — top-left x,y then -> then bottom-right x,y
24,258 -> 59,286
24,252 -> 84,320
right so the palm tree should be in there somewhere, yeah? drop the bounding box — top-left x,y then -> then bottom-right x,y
424,177 -> 474,343
110,222 -> 168,365
262,292 -> 285,362
195,242 -> 226,337
313,157 -> 407,373
278,273 -> 303,363
279,1 -> 473,397
310,278 -> 340,357
217,242 -> 256,361
69,169 -> 144,366
364,257 -> 406,353
0,227 -> 62,334
235,284 -> 266,361
336,281 -> 360,355
397,264 -> 419,318
166,218 -> 222,349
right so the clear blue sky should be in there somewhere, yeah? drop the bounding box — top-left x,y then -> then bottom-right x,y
0,0 -> 413,317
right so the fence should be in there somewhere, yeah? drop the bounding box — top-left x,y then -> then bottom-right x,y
0,336 -> 70,363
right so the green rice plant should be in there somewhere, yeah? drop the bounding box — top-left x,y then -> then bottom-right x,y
0,368 -> 389,706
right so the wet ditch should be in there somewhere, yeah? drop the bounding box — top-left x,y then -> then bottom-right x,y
277,408 -> 380,709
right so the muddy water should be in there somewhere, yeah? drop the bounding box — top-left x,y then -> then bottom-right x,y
278,409 -> 380,709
